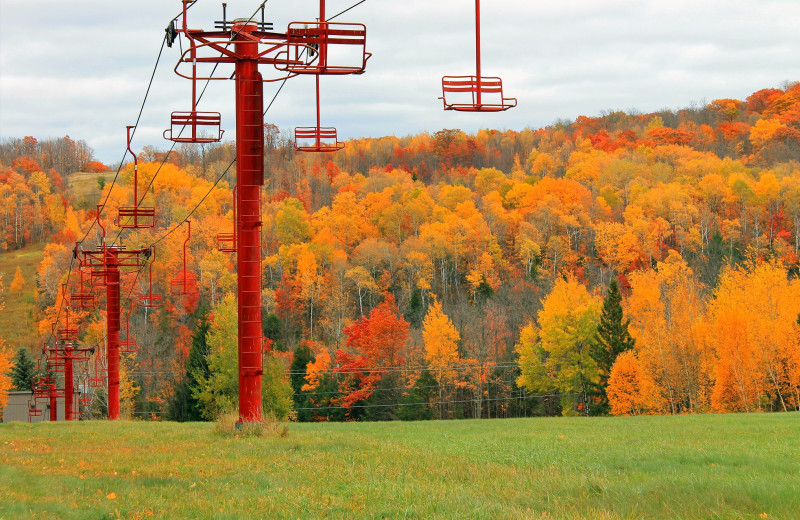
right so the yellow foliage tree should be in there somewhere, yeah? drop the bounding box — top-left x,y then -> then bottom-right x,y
119,353 -> 140,420
423,299 -> 460,385
749,118 -> 786,149
0,275 -> 12,419
515,275 -> 601,415
10,266 -> 25,295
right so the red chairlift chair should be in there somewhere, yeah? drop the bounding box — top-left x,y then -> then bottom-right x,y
117,126 -> 157,229
275,1 -> 371,75
139,246 -> 163,308
70,263 -> 96,309
78,375 -> 93,408
440,0 -> 516,112
120,301 -> 138,354
164,7 -> 224,144
28,400 -> 43,420
32,360 -> 51,399
56,285 -> 79,343
217,187 -> 238,252
88,355 -> 106,388
87,207 -> 118,287
295,75 -> 344,152
171,220 -> 200,296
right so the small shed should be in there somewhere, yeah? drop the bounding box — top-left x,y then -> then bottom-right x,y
2,390 -> 80,423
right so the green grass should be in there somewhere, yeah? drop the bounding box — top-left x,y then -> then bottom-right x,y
1,414 -> 798,519
67,171 -> 116,209
0,243 -> 44,351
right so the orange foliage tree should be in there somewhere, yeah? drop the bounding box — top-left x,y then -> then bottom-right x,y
606,350 -> 664,415
708,261 -> 800,412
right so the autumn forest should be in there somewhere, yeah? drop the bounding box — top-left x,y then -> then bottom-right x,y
2,83 -> 800,421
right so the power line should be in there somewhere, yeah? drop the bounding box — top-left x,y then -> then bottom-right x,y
288,362 -> 521,376
294,392 -> 572,411
299,378 -> 525,397
328,0 -> 368,21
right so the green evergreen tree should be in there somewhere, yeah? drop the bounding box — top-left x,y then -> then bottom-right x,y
263,313 -> 284,350
289,342 -> 315,421
397,369 -> 438,421
404,289 -> 424,327
169,314 -> 212,421
589,279 -> 635,414
186,315 -> 212,420
11,348 -> 37,391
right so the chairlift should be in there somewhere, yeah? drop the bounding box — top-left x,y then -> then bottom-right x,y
295,75 -> 344,152
275,1 -> 371,75
171,220 -> 200,296
164,7 -> 224,144
56,285 -> 79,343
120,301 -> 138,354
117,126 -> 157,229
440,0 -> 516,112
217,187 -> 238,252
70,264 -> 96,309
28,400 -> 43,420
139,246 -> 163,308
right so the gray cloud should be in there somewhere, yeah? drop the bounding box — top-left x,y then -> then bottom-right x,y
1,0 -> 798,163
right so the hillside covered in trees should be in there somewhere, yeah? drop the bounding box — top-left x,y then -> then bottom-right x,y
1,83 -> 800,420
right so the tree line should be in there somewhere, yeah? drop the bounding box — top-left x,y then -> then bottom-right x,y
1,82 -> 799,420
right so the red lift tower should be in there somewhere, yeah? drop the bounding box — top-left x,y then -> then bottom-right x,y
47,285 -> 94,420
166,0 -> 370,423
75,209 -> 147,420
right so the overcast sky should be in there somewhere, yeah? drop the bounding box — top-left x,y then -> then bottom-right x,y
1,0 -> 798,164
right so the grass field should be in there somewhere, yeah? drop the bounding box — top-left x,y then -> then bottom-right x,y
0,243 -> 44,352
67,171 -> 116,209
1,414 -> 798,519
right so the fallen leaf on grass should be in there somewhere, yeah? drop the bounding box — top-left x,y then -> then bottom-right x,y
107,492 -> 117,500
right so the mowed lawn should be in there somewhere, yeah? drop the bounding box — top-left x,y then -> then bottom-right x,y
1,414 -> 798,519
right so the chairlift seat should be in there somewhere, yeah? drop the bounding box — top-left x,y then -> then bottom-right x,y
171,272 -> 199,296
164,111 -> 224,143
28,401 -> 43,418
441,75 -> 517,112
295,126 -> 344,152
119,339 -> 138,354
70,292 -> 95,309
89,269 -> 120,287
276,22 -> 371,75
216,233 -> 237,253
116,206 -> 156,229
33,388 -> 48,399
57,327 -> 79,343
139,292 -> 163,309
